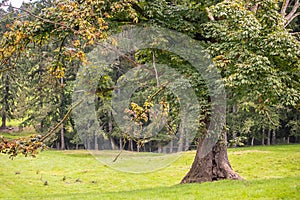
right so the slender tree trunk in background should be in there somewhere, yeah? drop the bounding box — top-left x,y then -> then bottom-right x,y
108,111 -> 116,150
39,64 -> 44,133
251,136 -> 254,146
267,129 -> 271,145
232,105 -> 237,147
178,128 -> 184,152
1,74 -> 9,130
261,129 -> 265,145
232,132 -> 237,147
158,143 -> 162,153
119,137 -> 123,150
149,141 -> 152,152
60,125 -> 65,150
181,129 -> 242,184
60,77 -> 65,150
129,139 -> 133,151
272,130 -> 276,145
287,136 -> 290,144
94,134 -> 98,150
76,143 -> 79,150
87,137 -> 91,150
110,138 -> 116,150
1,112 -> 6,129
185,136 -> 189,151
170,139 -> 173,153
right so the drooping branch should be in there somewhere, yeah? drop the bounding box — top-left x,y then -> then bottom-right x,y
0,98 -> 84,158
40,99 -> 83,142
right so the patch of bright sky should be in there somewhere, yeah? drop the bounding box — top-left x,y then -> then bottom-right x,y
2,0 -> 36,8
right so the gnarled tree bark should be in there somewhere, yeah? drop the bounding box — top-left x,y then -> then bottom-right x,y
181,130 -> 242,184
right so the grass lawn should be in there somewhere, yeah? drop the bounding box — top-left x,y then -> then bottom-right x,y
0,145 -> 299,199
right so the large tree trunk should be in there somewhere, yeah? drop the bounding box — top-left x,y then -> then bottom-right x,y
181,130 -> 242,184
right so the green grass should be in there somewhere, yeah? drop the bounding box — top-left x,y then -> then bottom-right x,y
0,145 -> 299,199
0,118 -> 24,128
0,127 -> 36,139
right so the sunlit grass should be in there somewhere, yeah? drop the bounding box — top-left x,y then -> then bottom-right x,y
0,118 -> 24,128
0,145 -> 299,199
0,127 -> 36,139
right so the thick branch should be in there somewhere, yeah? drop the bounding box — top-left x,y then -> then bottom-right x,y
285,0 -> 300,25
205,7 -> 215,21
285,12 -> 300,26
281,0 -> 290,16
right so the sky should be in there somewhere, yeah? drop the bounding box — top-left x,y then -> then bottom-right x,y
3,0 -> 34,8
9,0 -> 26,8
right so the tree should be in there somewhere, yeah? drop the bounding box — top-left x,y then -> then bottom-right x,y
180,0 -> 299,184
0,0 -> 299,184
0,6 -> 20,130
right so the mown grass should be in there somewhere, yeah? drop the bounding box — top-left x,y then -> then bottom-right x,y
0,118 -> 36,139
0,145 -> 299,200
0,118 -> 24,128
0,128 -> 36,139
